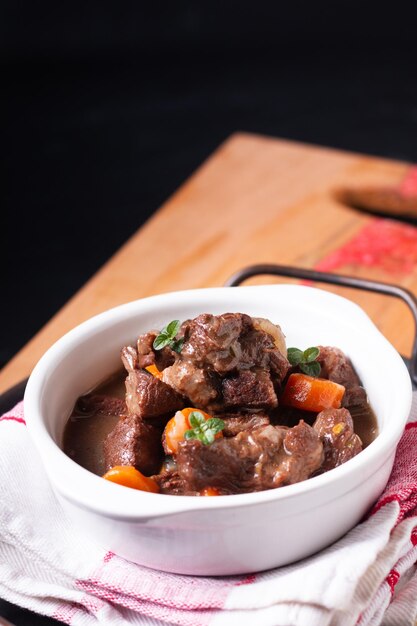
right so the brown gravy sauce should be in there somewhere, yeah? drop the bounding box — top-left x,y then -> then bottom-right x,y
63,371 -> 126,476
63,371 -> 379,477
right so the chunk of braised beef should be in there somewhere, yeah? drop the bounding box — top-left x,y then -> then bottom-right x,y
222,370 -> 278,409
121,345 -> 139,373
176,422 -> 323,494
158,313 -> 290,411
277,421 -> 324,481
268,349 -> 292,384
161,360 -> 219,408
176,433 -> 264,494
125,369 -> 184,418
219,411 -> 270,437
103,414 -> 163,476
313,407 -> 362,472
136,331 -> 157,368
75,394 -> 126,417
238,327 -> 275,369
180,313 -> 290,383
239,328 -> 289,383
137,331 -> 177,370
317,346 -> 367,408
180,313 -> 251,373
153,469 -> 189,495
122,334 -> 177,373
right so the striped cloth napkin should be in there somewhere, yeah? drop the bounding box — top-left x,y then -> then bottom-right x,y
1,397 -> 417,626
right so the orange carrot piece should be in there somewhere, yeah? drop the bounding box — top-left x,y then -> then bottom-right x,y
163,411 -> 190,455
103,466 -> 159,493
281,373 -> 345,412
145,364 -> 162,379
180,407 -> 212,421
163,407 -> 217,455
199,487 -> 221,496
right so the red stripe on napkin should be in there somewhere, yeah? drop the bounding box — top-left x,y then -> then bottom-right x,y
76,569 -> 230,611
0,401 -> 26,425
235,574 -> 257,585
386,569 -> 400,596
77,582 -> 215,626
315,218 -> 417,275
371,422 -> 417,522
0,415 -> 26,425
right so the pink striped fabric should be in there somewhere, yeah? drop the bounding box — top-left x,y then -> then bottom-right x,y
1,397 -> 417,625
372,421 -> 417,521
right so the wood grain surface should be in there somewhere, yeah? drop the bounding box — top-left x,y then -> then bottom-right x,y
1,132 -> 415,394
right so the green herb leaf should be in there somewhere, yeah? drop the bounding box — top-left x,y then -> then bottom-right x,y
202,430 -> 215,445
188,411 -> 206,428
300,361 -> 321,377
287,347 -> 304,366
303,347 -> 320,362
170,337 -> 184,353
205,418 -> 226,434
153,319 -> 183,353
166,319 -> 181,337
287,346 -> 321,377
184,416 -> 225,445
153,333 -> 171,350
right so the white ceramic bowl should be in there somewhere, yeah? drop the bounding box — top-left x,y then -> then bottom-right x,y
24,285 -> 412,575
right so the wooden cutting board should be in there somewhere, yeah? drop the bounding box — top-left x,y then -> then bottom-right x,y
1,132 -> 416,394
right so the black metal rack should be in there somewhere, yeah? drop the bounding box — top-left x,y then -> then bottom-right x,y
225,264 -> 417,388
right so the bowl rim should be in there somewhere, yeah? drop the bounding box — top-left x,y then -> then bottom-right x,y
24,284 -> 413,519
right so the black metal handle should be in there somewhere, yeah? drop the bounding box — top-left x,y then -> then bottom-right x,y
225,263 -> 417,386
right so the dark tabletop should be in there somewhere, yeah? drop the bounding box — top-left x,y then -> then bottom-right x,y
3,0 -> 417,369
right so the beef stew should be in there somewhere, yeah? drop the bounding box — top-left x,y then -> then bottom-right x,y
64,312 -> 378,495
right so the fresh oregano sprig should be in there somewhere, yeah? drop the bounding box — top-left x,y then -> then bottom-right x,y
287,346 -> 321,377
153,320 -> 184,353
184,411 -> 225,445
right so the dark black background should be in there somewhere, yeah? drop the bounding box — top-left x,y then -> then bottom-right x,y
2,2 -> 417,366
1,3 -> 417,623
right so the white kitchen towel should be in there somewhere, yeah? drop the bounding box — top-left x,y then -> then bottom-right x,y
1,397 -> 417,626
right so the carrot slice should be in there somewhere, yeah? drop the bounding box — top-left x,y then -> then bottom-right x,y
199,487 -> 221,496
163,407 -> 218,455
163,410 -> 190,455
180,407 -> 212,421
103,465 -> 159,493
145,364 -> 162,379
281,373 -> 345,412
